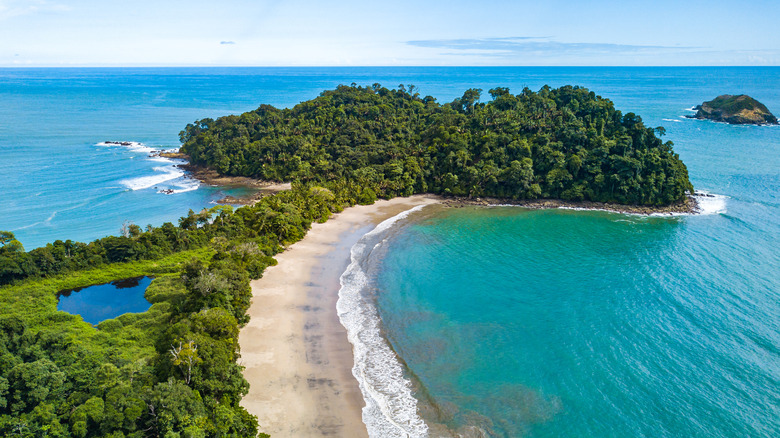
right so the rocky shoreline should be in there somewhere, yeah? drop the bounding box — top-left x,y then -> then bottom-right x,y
179,162 -> 291,204
441,194 -> 700,215
150,150 -> 291,203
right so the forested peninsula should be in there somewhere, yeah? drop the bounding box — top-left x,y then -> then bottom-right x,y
181,84 -> 693,206
0,84 -> 694,437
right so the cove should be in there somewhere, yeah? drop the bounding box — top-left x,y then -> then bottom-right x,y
57,276 -> 154,325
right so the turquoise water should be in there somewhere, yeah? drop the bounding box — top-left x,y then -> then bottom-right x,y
3,67 -> 779,436
57,276 -> 153,325
374,206 -> 778,437
364,70 -> 780,437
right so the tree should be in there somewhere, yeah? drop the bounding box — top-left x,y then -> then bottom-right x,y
0,232 -> 24,253
6,359 -> 66,414
170,340 -> 202,385
456,88 -> 482,113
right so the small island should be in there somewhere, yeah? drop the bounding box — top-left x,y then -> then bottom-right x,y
687,94 -> 778,125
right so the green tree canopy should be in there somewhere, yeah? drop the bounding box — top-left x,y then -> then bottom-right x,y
181,84 -> 693,206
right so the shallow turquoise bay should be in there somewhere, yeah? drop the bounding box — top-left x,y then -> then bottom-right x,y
377,204 -> 778,437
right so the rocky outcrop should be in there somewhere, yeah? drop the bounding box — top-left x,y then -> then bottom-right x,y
687,95 -> 777,125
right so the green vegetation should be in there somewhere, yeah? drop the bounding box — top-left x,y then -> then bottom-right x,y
0,84 -> 697,436
691,94 -> 778,125
181,84 -> 693,206
0,183 -> 352,436
704,94 -> 770,114
0,247 -> 263,437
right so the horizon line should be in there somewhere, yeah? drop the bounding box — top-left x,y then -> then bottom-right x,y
1,65 -> 778,68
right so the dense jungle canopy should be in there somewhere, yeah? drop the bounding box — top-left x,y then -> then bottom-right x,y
181,84 -> 693,206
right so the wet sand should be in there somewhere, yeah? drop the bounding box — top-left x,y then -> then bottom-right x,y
239,195 -> 440,438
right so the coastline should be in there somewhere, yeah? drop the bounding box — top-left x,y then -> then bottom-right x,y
176,162 -> 292,204
4,67 -> 771,438
441,194 -> 700,215
152,151 -> 292,204
166,152 -> 701,215
183,154 -> 708,436
238,195 -> 441,438
177,161 -> 291,193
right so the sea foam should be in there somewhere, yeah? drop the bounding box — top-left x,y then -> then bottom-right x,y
120,166 -> 185,190
97,141 -> 155,154
170,183 -> 200,194
692,192 -> 728,215
98,142 -> 199,194
338,205 -> 430,438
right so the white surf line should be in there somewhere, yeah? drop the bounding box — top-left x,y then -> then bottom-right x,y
338,205 -> 430,438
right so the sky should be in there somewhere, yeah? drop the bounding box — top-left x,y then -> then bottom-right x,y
1,0 -> 779,66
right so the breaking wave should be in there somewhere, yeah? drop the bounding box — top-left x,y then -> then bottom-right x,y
120,166 -> 185,191
98,142 -> 199,194
337,205 -> 430,438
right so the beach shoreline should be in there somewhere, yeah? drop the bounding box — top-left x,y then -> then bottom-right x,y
234,191 -> 711,437
238,195 -> 441,438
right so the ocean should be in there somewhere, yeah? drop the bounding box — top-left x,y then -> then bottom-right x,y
336,69 -> 780,437
2,67 -> 779,437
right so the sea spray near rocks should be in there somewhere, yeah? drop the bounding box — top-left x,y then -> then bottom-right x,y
99,141 -> 200,193
338,205 -> 430,438
690,192 -> 727,215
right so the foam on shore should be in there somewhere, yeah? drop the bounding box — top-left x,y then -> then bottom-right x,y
338,205 -> 430,438
170,183 -> 200,194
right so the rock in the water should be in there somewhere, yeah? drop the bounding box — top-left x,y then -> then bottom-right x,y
686,95 -> 777,125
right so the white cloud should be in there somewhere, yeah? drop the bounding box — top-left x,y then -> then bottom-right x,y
0,0 -> 69,20
407,37 -> 698,57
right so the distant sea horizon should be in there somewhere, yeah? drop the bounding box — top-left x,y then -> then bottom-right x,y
2,66 -> 778,437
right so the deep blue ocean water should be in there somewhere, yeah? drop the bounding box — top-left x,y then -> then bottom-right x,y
2,67 -> 778,437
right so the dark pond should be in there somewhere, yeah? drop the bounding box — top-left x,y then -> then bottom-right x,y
57,276 -> 153,325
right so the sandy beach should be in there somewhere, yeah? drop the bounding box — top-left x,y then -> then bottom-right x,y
239,195 -> 440,438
